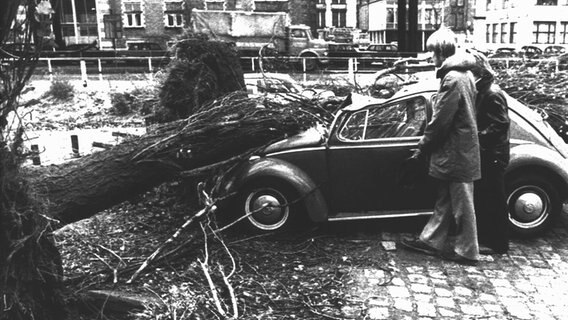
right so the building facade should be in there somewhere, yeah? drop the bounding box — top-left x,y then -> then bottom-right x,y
473,0 -> 568,52
50,0 -> 324,50
359,0 -> 474,49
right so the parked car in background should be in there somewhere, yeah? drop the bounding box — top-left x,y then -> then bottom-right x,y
364,43 -> 400,58
327,43 -> 362,67
520,45 -> 543,58
360,43 -> 418,67
544,45 -> 566,57
221,75 -> 568,238
557,51 -> 568,68
488,47 -> 518,58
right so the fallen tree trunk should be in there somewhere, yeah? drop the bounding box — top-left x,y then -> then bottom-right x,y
25,93 -> 330,226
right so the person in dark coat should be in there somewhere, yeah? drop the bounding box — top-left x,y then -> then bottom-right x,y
401,27 -> 481,264
469,50 -> 511,254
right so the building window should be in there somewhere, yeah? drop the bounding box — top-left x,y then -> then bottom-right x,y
510,22 -> 517,43
533,21 -> 556,44
492,23 -> 498,43
123,1 -> 143,27
486,24 -> 491,43
332,9 -> 346,27
560,22 -> 568,43
317,10 -> 325,28
536,0 -> 557,4
500,23 -> 507,43
62,25 -> 75,37
164,1 -> 184,28
205,1 -> 225,10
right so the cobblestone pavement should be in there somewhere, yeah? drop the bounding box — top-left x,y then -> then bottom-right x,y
337,212 -> 568,320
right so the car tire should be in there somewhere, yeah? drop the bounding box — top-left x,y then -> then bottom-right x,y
238,180 -> 301,232
506,173 -> 560,237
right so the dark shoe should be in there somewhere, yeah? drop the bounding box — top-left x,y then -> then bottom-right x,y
400,238 -> 439,256
442,252 -> 478,266
479,244 -> 508,255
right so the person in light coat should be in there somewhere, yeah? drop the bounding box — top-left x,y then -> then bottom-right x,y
401,27 -> 481,264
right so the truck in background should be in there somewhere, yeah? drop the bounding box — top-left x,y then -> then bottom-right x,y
191,9 -> 329,71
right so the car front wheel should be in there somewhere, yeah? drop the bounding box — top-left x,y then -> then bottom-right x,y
240,181 -> 299,232
506,173 -> 559,237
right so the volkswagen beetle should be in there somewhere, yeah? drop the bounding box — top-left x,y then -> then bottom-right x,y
221,78 -> 568,237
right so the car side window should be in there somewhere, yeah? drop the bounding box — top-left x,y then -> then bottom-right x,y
338,97 -> 427,141
338,110 -> 367,140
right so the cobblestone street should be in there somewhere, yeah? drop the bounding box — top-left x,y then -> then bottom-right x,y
339,212 -> 568,320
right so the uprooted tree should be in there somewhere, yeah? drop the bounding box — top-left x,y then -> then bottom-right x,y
0,2 -> 335,318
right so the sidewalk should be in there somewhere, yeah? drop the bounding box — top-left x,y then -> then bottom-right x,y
343,217 -> 568,320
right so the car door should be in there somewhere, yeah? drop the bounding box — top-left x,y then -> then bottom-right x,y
326,94 -> 436,217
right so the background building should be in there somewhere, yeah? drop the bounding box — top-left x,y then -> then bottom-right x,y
358,0 -> 475,50
473,0 -> 568,52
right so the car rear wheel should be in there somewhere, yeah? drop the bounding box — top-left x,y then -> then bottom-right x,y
506,173 -> 559,237
239,181 -> 300,232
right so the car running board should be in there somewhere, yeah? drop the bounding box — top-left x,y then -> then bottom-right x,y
328,209 -> 433,221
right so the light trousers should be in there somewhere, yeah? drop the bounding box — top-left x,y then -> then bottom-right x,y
419,180 -> 480,261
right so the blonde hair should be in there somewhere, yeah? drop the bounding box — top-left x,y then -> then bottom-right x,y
426,27 -> 457,59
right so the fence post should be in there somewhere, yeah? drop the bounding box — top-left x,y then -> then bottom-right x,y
71,135 -> 79,157
98,59 -> 103,81
302,57 -> 306,73
251,57 -> 255,71
348,58 -> 355,84
80,60 -> 88,87
31,144 -> 41,165
47,59 -> 53,82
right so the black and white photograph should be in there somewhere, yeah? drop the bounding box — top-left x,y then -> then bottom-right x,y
2,0 -> 568,319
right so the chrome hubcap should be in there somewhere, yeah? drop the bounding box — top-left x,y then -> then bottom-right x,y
245,188 -> 289,230
508,186 -> 549,229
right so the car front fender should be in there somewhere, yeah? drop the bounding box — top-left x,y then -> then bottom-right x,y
222,157 -> 329,223
508,143 -> 568,193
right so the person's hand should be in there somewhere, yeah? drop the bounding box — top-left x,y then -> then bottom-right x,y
410,148 -> 422,160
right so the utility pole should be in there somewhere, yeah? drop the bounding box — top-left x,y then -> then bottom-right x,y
397,0 -> 407,52
398,0 -> 419,54
408,0 -> 418,53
